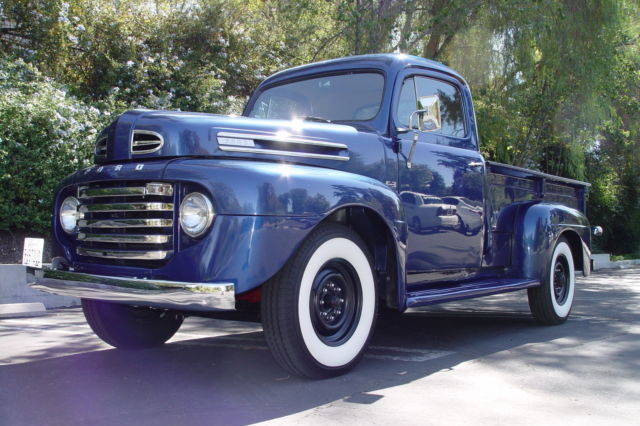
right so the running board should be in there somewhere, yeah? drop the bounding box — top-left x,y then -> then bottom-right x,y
406,278 -> 539,308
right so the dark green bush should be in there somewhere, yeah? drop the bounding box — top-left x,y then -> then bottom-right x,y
0,57 -> 112,233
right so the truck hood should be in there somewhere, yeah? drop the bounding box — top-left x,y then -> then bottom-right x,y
94,110 -> 358,165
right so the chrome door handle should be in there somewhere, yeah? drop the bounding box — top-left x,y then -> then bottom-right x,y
468,161 -> 484,168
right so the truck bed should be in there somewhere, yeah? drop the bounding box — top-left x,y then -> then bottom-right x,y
486,161 -> 590,215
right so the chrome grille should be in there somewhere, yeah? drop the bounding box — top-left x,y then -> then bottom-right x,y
76,182 -> 174,265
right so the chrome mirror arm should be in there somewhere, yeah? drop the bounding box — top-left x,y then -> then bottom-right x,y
407,109 -> 425,169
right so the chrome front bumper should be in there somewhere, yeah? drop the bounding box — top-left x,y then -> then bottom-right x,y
28,268 -> 235,311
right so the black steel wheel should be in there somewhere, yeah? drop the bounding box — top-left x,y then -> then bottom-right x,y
553,255 -> 570,305
310,259 -> 362,346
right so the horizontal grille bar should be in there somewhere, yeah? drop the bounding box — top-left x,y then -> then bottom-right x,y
79,202 -> 173,213
78,219 -> 173,228
78,233 -> 171,244
79,183 -> 173,198
80,186 -> 145,198
77,247 -> 172,260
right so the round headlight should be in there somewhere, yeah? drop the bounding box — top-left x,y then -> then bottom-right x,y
60,196 -> 79,234
179,192 -> 214,237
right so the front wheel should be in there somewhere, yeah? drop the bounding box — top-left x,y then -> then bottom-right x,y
82,299 -> 184,349
528,237 -> 575,325
262,223 -> 377,378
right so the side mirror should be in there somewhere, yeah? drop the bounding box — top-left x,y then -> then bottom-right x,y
407,95 -> 441,169
417,95 -> 441,131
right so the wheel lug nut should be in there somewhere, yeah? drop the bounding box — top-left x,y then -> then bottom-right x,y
336,310 -> 341,315
320,300 -> 324,305
340,298 -> 344,303
322,288 -> 328,293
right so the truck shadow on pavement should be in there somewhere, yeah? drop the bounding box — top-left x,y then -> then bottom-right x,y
4,285 -> 638,426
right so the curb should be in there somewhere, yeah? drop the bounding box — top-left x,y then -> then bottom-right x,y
0,302 -> 46,318
591,254 -> 640,271
1,264 -> 79,309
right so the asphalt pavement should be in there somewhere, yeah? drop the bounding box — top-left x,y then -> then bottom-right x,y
1,267 -> 639,426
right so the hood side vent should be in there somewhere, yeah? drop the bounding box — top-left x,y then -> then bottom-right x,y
131,130 -> 164,154
94,136 -> 108,159
216,131 -> 350,162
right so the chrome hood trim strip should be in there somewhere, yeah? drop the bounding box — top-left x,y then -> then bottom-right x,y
217,131 -> 348,149
217,145 -> 350,161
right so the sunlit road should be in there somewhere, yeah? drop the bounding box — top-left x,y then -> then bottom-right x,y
1,268 -> 639,426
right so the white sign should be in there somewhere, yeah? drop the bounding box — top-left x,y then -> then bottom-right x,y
22,238 -> 44,268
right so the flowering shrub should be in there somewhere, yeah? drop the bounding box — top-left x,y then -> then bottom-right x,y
0,57 -> 113,232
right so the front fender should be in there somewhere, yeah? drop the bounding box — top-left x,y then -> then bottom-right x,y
163,159 -> 406,293
163,158 -> 402,218
512,202 -> 591,281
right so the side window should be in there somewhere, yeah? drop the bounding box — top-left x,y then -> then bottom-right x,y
401,192 -> 419,205
396,78 -> 417,127
415,77 -> 466,138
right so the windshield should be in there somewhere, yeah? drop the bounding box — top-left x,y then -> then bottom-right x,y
248,72 -> 384,122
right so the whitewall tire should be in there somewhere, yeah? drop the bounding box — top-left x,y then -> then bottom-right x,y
262,223 -> 377,378
528,237 -> 575,325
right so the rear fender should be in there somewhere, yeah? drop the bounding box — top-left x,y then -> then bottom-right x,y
512,202 -> 591,281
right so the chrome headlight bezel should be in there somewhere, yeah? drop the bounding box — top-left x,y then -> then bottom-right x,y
179,192 -> 214,238
59,196 -> 80,234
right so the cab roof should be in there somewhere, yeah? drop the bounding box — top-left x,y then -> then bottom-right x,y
260,53 -> 467,88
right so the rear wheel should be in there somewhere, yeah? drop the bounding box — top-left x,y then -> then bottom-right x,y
528,237 -> 575,325
262,223 -> 377,378
82,299 -> 184,349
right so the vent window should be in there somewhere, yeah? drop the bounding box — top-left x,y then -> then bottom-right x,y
131,130 -> 164,154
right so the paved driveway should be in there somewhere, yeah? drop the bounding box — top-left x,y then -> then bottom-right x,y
1,268 -> 639,426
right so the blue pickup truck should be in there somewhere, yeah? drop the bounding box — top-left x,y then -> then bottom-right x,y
30,54 -> 596,378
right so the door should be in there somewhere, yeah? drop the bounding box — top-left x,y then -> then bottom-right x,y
394,72 -> 485,275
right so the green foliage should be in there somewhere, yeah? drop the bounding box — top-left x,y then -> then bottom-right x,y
586,32 -> 640,255
0,0 -> 638,254
0,56 -> 115,232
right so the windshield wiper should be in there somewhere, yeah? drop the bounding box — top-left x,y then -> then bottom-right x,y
298,116 -> 332,123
